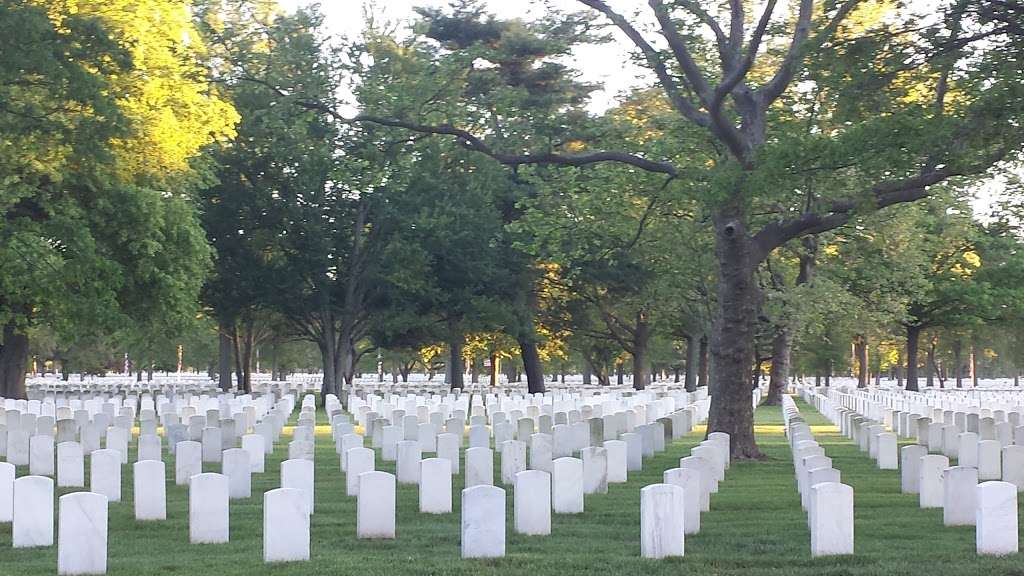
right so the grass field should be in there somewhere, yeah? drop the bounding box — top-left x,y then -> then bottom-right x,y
3,397 -> 1024,575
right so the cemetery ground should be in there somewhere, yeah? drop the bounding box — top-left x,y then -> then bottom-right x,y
3,400 -> 1023,575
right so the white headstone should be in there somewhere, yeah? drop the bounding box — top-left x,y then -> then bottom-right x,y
976,480 -> 1018,555
500,440 -> 527,485
395,440 -> 421,485
281,458 -> 315,514
943,466 -> 978,526
175,441 -> 202,486
581,446 -> 608,495
621,432 -> 643,471
640,483 -> 685,559
345,447 -> 375,497
513,470 -> 550,536
90,449 -> 121,503
0,461 -> 12,522
264,488 -> 310,563
528,433 -> 552,474
7,429 -> 29,466
900,444 -> 928,494
13,475 -> 53,547
959,432 -> 980,467
603,439 -> 627,483
1002,445 -> 1024,491
105,427 -> 128,464
29,434 -> 55,476
663,467 -> 701,534
552,457 -> 584,514
419,457 -> 453,514
201,427 -> 222,463
190,472 -> 229,544
137,434 -> 161,462
357,471 -> 395,538
436,432 -> 460,474
222,448 -> 252,499
810,482 -> 854,556
134,459 -> 167,521
57,442 -> 85,488
465,447 -> 494,487
919,454 -> 948,508
58,492 -> 107,575
978,440 -> 1002,481
241,434 -> 265,473
461,485 -> 505,559
877,432 -> 898,470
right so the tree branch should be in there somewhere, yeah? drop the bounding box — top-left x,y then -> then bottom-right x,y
237,74 -> 680,177
756,0 -> 816,107
576,0 -> 710,128
648,0 -> 750,161
752,145 -> 1014,261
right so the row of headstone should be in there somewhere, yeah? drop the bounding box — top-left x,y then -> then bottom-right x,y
783,396 -> 854,557
801,386 -> 1020,556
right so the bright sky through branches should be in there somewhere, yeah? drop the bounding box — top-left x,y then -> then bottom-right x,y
280,0 -> 1012,218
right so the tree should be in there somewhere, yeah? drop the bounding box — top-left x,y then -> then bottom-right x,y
329,1 -> 1024,457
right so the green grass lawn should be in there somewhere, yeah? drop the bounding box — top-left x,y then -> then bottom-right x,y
3,397 -> 1024,575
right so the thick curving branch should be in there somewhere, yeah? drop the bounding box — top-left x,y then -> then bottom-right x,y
236,73 -> 681,177
751,145 -> 1015,262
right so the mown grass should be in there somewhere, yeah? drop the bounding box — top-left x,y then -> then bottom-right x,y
3,397 -> 1024,575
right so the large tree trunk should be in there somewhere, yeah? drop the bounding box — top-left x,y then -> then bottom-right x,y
241,323 -> 254,394
764,327 -> 790,405
317,292 -> 338,399
449,329 -> 464,390
0,321 -> 29,399
684,334 -> 698,392
631,313 -> 651,390
697,335 -> 709,388
336,310 -> 357,395
518,336 -> 546,394
855,334 -> 868,388
231,328 -> 244,392
953,339 -> 963,388
707,212 -> 761,459
905,324 -> 921,392
489,352 -> 499,387
970,341 -> 979,387
926,336 -> 936,387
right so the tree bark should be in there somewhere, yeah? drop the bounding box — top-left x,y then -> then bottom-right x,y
764,327 -> 790,405
684,334 -> 698,392
926,336 -> 937,387
697,335 -> 709,388
707,211 -> 761,459
905,324 -> 921,392
854,335 -> 868,388
0,321 -> 29,400
449,330 -> 464,390
953,339 -> 963,388
231,327 -> 244,392
518,336 -> 546,394
241,321 -> 254,394
970,341 -> 979,387
631,313 -> 651,390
